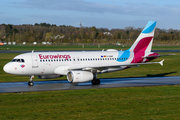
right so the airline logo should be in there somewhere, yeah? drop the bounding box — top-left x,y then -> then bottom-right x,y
39,54 -> 71,60
20,64 -> 25,68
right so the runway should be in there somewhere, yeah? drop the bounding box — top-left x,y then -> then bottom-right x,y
0,76 -> 180,93
0,50 -> 180,53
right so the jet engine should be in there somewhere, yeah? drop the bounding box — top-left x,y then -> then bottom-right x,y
67,71 -> 94,83
37,75 -> 63,79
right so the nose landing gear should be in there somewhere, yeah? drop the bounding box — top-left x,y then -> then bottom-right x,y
28,75 -> 34,86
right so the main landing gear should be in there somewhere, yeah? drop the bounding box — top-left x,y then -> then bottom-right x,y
28,75 -> 34,86
91,79 -> 100,85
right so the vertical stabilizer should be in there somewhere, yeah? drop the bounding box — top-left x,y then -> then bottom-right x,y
129,21 -> 156,53
129,21 -> 156,63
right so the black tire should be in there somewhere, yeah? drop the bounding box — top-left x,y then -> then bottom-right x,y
91,79 -> 100,85
28,81 -> 34,86
96,79 -> 100,85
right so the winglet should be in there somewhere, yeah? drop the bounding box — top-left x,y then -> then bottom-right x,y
159,59 -> 164,66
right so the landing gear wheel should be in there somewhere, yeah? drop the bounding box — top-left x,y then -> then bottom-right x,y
91,79 -> 100,85
28,81 -> 34,86
28,75 -> 34,86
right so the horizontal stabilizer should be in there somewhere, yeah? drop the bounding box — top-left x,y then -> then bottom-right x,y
159,59 -> 164,66
143,54 -> 176,58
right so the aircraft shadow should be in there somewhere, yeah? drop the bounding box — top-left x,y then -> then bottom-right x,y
146,72 -> 177,77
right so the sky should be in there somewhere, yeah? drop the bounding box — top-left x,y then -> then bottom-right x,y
0,0 -> 180,30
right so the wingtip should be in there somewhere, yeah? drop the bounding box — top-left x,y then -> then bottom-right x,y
159,59 -> 164,66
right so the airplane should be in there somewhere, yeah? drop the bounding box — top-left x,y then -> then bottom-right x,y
3,21 -> 165,86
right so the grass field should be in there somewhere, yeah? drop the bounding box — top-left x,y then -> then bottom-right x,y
1,45 -> 127,51
0,46 -> 180,119
0,45 -> 180,51
1,86 -> 180,119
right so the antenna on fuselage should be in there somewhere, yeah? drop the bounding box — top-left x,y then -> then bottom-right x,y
32,50 -> 34,53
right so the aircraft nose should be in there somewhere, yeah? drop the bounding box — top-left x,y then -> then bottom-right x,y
3,64 -> 10,73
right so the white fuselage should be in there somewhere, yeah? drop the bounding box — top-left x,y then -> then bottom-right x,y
3,50 -> 133,76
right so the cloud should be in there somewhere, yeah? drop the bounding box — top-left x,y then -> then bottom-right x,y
2,0 -> 180,29
13,0 -> 180,18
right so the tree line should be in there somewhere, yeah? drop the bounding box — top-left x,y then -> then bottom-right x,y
0,23 -> 179,45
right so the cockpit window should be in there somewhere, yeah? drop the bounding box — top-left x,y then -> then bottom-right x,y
11,59 -> 25,63
12,59 -> 17,62
17,59 -> 21,62
21,59 -> 25,62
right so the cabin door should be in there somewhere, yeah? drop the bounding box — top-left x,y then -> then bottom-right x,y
31,55 -> 38,68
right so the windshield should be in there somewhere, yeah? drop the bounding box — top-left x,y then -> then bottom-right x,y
11,59 -> 25,63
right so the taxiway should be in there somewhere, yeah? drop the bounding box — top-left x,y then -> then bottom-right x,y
0,76 -> 180,93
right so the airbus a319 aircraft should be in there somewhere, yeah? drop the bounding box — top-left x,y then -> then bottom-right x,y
3,21 -> 165,86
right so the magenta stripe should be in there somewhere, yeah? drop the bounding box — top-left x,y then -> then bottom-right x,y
132,37 -> 153,63
133,37 -> 153,53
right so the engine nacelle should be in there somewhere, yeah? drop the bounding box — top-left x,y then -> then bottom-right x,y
67,71 -> 94,83
37,75 -> 63,79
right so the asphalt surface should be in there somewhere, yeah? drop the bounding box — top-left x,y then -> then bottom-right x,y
0,50 -> 180,53
0,76 -> 180,93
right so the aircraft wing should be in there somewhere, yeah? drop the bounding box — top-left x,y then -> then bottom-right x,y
68,60 -> 164,71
